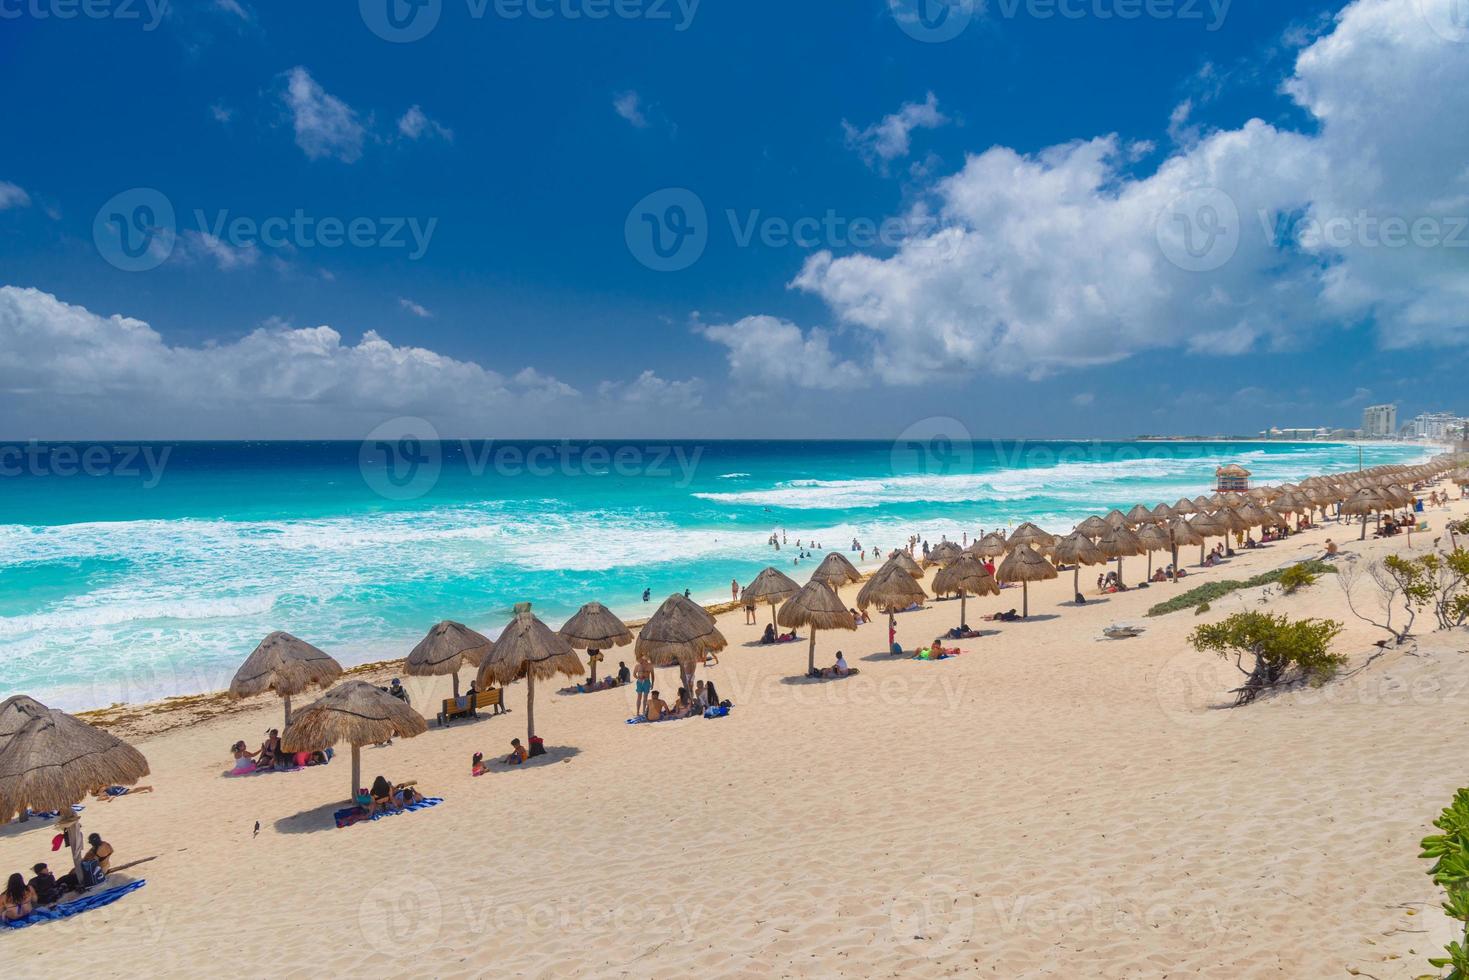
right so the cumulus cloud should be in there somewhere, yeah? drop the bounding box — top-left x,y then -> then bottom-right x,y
0,287 -> 708,438
732,0 -> 1469,386
280,67 -> 365,163
179,230 -> 259,271
397,105 -> 453,142
843,93 -> 948,170
696,315 -> 863,391
0,181 -> 30,210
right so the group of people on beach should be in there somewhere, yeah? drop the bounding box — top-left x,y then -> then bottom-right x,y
1,815 -> 115,922
230,729 -> 331,775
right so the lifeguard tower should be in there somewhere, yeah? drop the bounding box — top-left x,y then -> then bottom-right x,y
1215,464 -> 1251,493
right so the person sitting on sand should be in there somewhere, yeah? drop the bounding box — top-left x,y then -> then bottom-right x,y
2,873 -> 36,922
850,608 -> 868,625
670,687 -> 693,718
368,776 -> 399,816
28,864 -> 59,907
506,738 -> 529,765
230,740 -> 258,775
1152,568 -> 1167,583
617,661 -> 632,685
393,783 -> 424,807
815,651 -> 851,678
645,691 -> 669,722
694,680 -> 709,711
1323,538 -> 1339,557
760,623 -> 777,644
255,730 -> 282,769
704,680 -> 721,707
472,752 -> 487,777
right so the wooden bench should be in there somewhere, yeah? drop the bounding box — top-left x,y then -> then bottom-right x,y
437,688 -> 504,726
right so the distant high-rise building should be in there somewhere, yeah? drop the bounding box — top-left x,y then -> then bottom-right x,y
1362,404 -> 1397,439
1412,412 -> 1464,441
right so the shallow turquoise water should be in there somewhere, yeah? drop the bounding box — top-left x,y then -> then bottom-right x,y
0,439 -> 1428,708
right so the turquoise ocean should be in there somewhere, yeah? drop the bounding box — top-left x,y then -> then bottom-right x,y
0,438 -> 1430,709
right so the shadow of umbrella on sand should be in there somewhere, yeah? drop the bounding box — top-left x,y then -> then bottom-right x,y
283,680 -> 427,805
230,632 -> 344,730
778,579 -> 856,676
0,697 -> 150,880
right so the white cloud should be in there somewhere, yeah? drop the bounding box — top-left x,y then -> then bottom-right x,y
843,93 -> 948,170
178,230 -> 260,271
398,297 -> 433,318
214,0 -> 252,19
397,105 -> 453,142
743,0 -> 1469,385
0,181 -> 31,210
0,287 -> 705,437
598,370 -> 703,411
210,102 -> 235,124
280,67 -> 365,164
696,315 -> 863,391
613,91 -> 649,129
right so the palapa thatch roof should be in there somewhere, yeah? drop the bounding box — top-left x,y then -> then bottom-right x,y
478,609 -> 587,686
1097,525 -> 1144,559
856,564 -> 928,612
931,555 -> 1001,597
924,541 -> 964,566
777,579 -> 857,632
1188,511 -> 1227,538
1167,517 -> 1205,546
1075,515 -> 1111,539
1171,498 -> 1198,515
1212,506 -> 1252,533
741,566 -> 800,606
810,551 -> 863,588
969,533 -> 1008,559
406,621 -> 494,677
1150,502 -> 1178,522
558,602 -> 633,650
1135,524 -> 1173,552
996,546 -> 1058,584
1125,504 -> 1156,525
1053,531 -> 1107,567
1341,487 -> 1390,516
887,551 -> 925,578
0,695 -> 49,748
0,708 -> 150,822
1007,522 -> 1056,551
281,680 -> 427,754
230,631 -> 343,699
635,594 -> 728,667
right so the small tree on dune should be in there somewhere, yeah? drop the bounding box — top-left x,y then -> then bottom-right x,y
1188,611 -> 1345,706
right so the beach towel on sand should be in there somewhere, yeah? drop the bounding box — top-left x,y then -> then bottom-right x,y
0,880 -> 146,930
334,796 -> 443,829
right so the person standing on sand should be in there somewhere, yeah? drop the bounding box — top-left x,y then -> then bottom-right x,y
634,655 -> 653,716
731,579 -> 739,601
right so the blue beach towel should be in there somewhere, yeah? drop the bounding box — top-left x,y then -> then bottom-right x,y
333,796 -> 443,829
0,879 -> 146,930
22,804 -> 84,821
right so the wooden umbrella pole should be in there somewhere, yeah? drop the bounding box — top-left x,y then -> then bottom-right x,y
351,744 -> 361,804
526,672 -> 536,742
807,630 -> 817,676
283,694 -> 292,730
771,603 -> 778,631
959,589 -> 967,627
451,671 -> 460,700
1022,581 -> 1029,619
1073,564 -> 1080,600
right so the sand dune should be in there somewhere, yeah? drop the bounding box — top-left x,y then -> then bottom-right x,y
4,493 -> 1467,978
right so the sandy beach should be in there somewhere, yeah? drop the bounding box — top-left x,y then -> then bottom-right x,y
4,488 -> 1468,978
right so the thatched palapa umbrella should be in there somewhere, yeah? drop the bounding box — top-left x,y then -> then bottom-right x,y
1125,504 -> 1156,526
995,546 -> 1057,619
742,566 -> 801,631
888,550 -> 925,578
1188,510 -> 1227,564
1097,525 -> 1144,585
230,631 -> 343,729
810,551 -> 862,593
1135,524 -> 1172,580
1166,517 -> 1204,571
0,699 -> 150,879
856,563 -> 928,649
559,602 -> 632,684
1007,522 -> 1057,553
1053,531 -> 1106,602
1342,488 -> 1389,540
931,554 -> 1000,627
924,541 -> 964,567
778,579 -> 856,676
1075,515 -> 1111,540
283,680 -> 427,805
406,621 -> 492,699
636,594 -> 728,695
479,605 -> 586,744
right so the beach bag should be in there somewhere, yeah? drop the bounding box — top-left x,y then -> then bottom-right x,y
703,704 -> 730,719
528,735 -> 546,758
81,860 -> 106,888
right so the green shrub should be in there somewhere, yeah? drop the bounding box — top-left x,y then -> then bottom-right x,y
1195,602 -> 1210,615
1188,611 -> 1344,705
1421,789 -> 1469,978
1277,563 -> 1321,595
1147,561 -> 1337,617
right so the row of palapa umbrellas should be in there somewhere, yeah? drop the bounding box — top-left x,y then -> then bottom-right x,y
1,456 -> 1462,846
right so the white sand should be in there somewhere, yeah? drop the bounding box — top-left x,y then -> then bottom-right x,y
3,491 -> 1467,978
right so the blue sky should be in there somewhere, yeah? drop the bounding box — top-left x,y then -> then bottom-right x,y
0,0 -> 1466,439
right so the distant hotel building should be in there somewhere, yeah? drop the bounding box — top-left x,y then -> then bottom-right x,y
1362,404 -> 1398,439
1412,412 -> 1466,441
